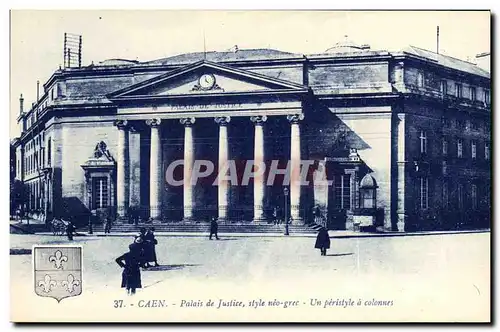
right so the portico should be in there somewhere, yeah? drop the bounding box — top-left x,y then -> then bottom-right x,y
107,60 -> 310,223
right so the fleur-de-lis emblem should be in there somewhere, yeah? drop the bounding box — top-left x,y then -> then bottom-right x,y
49,250 -> 68,269
38,274 -> 57,293
61,274 -> 80,293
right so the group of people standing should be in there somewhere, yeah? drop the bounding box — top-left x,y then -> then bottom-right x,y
114,216 -> 331,296
115,227 -> 159,295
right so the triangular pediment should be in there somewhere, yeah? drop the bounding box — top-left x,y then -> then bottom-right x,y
108,60 -> 308,99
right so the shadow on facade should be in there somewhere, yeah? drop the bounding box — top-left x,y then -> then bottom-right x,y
60,196 -> 91,227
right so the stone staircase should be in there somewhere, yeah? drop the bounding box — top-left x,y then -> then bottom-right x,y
90,222 -> 320,234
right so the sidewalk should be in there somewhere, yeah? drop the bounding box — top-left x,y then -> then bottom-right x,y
34,228 -> 490,238
10,218 -> 46,225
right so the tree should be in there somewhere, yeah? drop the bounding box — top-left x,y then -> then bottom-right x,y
10,179 -> 28,219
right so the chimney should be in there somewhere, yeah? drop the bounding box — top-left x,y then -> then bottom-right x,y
475,52 -> 490,73
436,26 -> 440,54
36,80 -> 40,101
19,94 -> 24,115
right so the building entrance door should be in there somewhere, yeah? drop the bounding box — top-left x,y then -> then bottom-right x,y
327,173 -> 351,230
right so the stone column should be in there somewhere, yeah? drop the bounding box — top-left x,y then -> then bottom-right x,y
128,125 -> 141,208
215,116 -> 231,221
345,168 -> 358,231
180,117 -> 196,221
396,113 -> 407,232
42,170 -> 50,221
287,114 -> 305,223
146,118 -> 162,220
114,120 -> 129,218
250,115 -> 267,221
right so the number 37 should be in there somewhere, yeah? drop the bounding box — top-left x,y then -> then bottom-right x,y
114,300 -> 123,308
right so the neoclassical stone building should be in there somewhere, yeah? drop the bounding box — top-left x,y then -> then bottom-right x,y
13,40 -> 491,231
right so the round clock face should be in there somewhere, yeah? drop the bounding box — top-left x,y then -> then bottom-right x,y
199,74 -> 216,89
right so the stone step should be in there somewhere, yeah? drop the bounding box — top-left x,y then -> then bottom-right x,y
89,223 -> 318,234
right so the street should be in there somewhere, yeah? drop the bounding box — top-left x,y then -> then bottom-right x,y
10,232 -> 490,322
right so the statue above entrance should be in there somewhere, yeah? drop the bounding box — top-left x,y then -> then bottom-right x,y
92,141 -> 114,161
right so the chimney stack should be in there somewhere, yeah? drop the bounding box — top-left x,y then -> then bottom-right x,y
19,94 -> 24,115
436,26 -> 440,54
36,80 -> 40,101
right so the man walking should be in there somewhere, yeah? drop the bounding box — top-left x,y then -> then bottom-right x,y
104,216 -> 112,234
209,217 -> 220,240
66,221 -> 76,241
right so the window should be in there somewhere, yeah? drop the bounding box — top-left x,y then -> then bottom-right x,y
360,190 -> 375,209
419,177 -> 429,210
457,139 -> 463,158
92,177 -> 109,209
471,141 -> 477,159
470,87 -> 476,101
442,138 -> 448,156
441,117 -> 450,128
455,83 -> 462,98
484,89 -> 490,104
417,72 -> 424,87
485,142 -> 490,160
420,131 -> 427,154
334,174 -> 351,210
47,139 -> 52,166
470,120 -> 478,131
442,160 -> 447,175
458,184 -> 464,210
472,184 -> 478,210
443,182 -> 449,209
441,80 -> 448,95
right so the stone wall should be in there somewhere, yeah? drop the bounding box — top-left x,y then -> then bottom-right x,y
59,120 -> 118,219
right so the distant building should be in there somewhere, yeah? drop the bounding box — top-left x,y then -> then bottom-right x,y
12,39 -> 491,231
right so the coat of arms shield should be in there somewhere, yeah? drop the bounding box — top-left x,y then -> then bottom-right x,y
33,246 -> 82,302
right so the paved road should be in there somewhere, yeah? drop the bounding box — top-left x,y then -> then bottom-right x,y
10,233 -> 490,322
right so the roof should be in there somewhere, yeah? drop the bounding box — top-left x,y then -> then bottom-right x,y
87,45 -> 489,81
142,48 -> 302,65
56,44 -> 489,99
324,37 -> 371,54
401,45 -> 490,78
97,59 -> 139,66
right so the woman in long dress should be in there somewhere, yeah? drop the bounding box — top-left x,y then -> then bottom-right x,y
144,227 -> 159,267
314,227 -> 331,256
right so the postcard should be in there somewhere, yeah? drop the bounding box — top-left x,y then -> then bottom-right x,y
9,10 -> 491,323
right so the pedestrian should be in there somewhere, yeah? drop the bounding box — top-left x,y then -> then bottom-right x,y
88,218 -> 93,235
66,221 -> 76,241
134,209 -> 139,226
136,227 -> 149,268
313,205 -> 321,225
115,238 -> 143,295
314,226 -> 330,256
104,216 -> 112,234
273,207 -> 278,225
209,217 -> 220,240
144,227 -> 159,267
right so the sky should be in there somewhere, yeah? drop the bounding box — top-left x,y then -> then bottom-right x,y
9,10 -> 491,138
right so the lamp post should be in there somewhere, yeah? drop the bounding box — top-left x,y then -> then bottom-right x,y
284,187 -> 289,236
